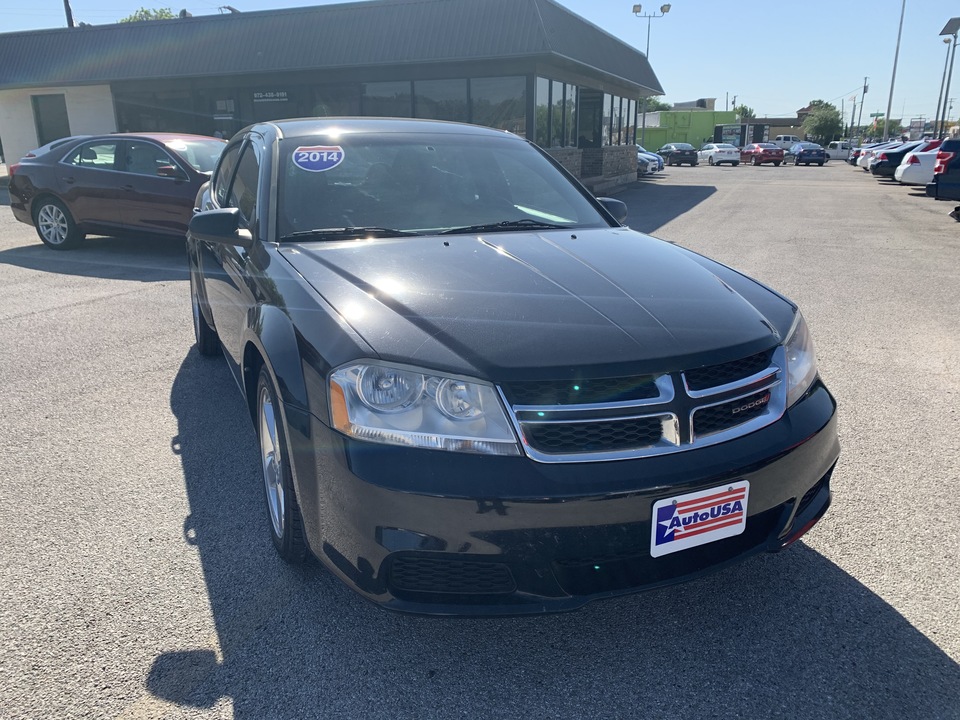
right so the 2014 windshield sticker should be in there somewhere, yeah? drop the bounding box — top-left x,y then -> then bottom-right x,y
293,145 -> 344,172
650,481 -> 749,558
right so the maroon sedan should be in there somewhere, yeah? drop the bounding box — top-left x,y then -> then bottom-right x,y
8,132 -> 225,250
740,143 -> 784,166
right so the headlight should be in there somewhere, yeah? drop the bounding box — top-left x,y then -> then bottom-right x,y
784,313 -> 819,407
329,362 -> 521,456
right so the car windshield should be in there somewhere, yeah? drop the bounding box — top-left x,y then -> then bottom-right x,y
277,133 -> 610,238
673,143 -> 694,150
716,144 -> 735,149
163,138 -> 225,173
758,143 -> 778,149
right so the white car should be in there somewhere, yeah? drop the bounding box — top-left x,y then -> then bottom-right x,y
858,141 -> 901,169
895,149 -> 939,185
697,143 -> 740,166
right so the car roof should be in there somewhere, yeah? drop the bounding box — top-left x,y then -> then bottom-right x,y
259,117 -> 517,140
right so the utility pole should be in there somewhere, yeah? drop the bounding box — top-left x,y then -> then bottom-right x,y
849,96 -> 857,138
63,0 -> 75,27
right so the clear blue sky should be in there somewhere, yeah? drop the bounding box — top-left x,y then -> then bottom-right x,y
5,0 -> 960,123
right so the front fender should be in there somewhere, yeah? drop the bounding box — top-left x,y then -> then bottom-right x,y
243,304 -> 309,414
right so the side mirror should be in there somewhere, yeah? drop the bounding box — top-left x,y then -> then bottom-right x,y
597,197 -> 628,224
188,207 -> 254,248
157,165 -> 187,179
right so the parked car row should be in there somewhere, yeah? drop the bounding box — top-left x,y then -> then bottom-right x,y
851,136 -> 960,202
648,141 -> 831,169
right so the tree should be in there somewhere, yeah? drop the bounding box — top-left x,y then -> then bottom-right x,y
643,97 -> 672,112
118,7 -> 175,22
733,104 -> 755,120
802,103 -> 844,144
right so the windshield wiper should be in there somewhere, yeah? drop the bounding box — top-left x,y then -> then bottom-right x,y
439,219 -> 570,235
280,226 -> 422,241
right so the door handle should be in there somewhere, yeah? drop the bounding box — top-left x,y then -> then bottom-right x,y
61,177 -> 75,184
122,185 -> 136,191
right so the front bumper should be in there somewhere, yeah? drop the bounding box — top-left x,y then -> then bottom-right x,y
286,382 -> 839,616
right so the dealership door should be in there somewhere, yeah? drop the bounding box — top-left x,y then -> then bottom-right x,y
32,94 -> 71,146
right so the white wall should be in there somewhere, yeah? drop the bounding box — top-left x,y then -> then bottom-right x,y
0,85 -> 115,163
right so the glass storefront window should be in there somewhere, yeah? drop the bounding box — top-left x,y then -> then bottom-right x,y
602,94 -> 612,146
535,77 -> 550,146
565,84 -> 578,148
551,80 -> 564,147
414,79 -> 467,122
470,76 -> 525,136
312,84 -> 361,117
362,81 -> 412,118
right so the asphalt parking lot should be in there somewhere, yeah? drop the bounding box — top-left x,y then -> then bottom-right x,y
1,161 -> 958,720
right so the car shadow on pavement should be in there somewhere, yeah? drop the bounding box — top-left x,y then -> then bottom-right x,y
148,350 -> 960,719
615,182 -> 717,235
0,234 -> 188,282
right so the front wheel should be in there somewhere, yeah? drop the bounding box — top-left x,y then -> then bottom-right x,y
257,366 -> 308,563
753,156 -> 760,166
818,162 -> 824,167
33,198 -> 84,250
708,156 -> 715,165
774,161 -> 782,167
189,268 -> 221,356
733,161 -> 740,166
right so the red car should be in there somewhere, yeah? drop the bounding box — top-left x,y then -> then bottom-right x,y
740,143 -> 784,166
9,132 -> 225,250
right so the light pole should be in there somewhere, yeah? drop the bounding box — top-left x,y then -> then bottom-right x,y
882,0 -> 906,141
938,18 -> 960,138
632,3 -> 671,146
856,77 -> 868,137
935,37 -> 952,138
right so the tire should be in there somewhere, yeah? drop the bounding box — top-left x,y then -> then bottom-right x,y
257,366 -> 308,563
753,156 -> 760,166
691,161 -> 699,166
818,162 -> 824,167
774,161 -> 782,167
189,267 -> 221,357
708,156 -> 714,165
733,161 -> 740,167
33,197 -> 84,250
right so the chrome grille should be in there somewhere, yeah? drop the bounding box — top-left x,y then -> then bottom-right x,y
502,347 -> 786,463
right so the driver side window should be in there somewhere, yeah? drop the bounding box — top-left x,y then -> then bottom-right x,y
213,143 -> 242,207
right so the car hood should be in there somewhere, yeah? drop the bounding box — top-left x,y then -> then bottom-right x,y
279,228 -> 786,380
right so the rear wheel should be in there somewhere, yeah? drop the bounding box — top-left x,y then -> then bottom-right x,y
774,161 -> 782,167
33,198 -> 84,250
257,366 -> 308,563
733,161 -> 740,167
818,162 -> 824,166
753,156 -> 760,166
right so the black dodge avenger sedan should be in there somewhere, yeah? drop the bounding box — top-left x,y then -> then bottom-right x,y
188,118 -> 839,615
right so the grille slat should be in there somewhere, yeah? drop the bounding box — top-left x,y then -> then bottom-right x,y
503,376 -> 660,406
693,390 -> 772,438
684,350 -> 772,391
523,417 -> 663,453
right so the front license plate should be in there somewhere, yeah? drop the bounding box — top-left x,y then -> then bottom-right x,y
650,481 -> 749,558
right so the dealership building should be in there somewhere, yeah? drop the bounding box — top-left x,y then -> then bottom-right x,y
0,0 -> 662,191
